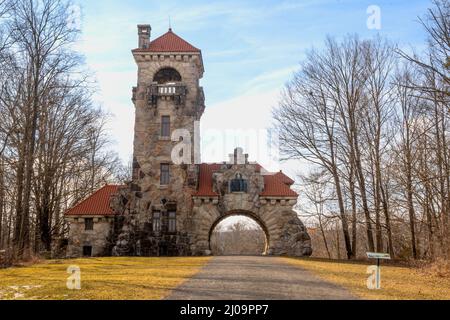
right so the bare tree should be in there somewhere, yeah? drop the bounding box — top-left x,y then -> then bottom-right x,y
274,51 -> 354,258
275,22 -> 449,260
399,1 -> 449,102
274,36 -> 400,258
3,0 -> 81,257
299,171 -> 336,259
361,38 -> 397,255
0,0 -> 125,261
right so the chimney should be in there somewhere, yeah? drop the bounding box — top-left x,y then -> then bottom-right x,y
137,24 -> 151,49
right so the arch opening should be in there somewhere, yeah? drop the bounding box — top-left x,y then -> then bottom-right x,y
153,67 -> 182,84
209,212 -> 269,256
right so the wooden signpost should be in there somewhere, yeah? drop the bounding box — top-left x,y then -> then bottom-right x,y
366,252 -> 391,289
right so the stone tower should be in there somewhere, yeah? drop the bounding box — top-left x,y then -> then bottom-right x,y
102,24 -> 312,258
111,25 -> 206,256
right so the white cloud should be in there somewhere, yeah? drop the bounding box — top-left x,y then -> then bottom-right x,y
94,69 -> 136,163
200,88 -> 281,170
241,65 -> 297,94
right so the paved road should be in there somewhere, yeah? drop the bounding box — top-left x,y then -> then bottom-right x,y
167,256 -> 357,300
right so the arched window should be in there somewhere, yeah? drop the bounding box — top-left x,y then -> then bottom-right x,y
153,67 -> 182,84
230,173 -> 248,193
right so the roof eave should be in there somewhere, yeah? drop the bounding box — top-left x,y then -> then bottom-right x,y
259,195 -> 298,199
131,50 -> 204,75
132,49 -> 201,54
65,213 -> 115,217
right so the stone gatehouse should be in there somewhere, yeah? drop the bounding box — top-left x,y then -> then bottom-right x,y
65,24 -> 312,258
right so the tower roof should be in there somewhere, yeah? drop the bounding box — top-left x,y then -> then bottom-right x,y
133,29 -> 201,53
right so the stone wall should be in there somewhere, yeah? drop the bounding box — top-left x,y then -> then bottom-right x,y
66,217 -> 113,257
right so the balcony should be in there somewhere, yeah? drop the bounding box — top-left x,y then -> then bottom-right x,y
156,83 -> 186,96
148,83 -> 186,106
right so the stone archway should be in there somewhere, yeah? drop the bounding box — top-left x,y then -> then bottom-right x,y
208,210 -> 270,255
190,199 -> 312,257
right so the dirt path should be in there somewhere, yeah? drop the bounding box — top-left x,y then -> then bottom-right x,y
166,256 -> 357,300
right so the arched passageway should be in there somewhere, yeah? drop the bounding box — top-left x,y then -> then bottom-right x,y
208,212 -> 269,256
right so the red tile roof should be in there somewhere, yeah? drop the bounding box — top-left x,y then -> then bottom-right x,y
260,174 -> 298,197
194,163 -> 298,198
274,171 -> 295,186
65,185 -> 121,216
193,163 -> 221,197
66,166 -> 297,215
134,29 -> 200,53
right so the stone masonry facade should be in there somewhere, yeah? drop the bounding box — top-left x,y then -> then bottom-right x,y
65,24 -> 312,258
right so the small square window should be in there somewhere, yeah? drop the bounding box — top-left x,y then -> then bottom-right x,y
85,218 -> 94,231
230,174 -> 248,193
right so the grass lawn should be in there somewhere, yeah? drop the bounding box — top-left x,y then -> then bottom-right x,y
0,257 -> 210,300
284,257 -> 450,300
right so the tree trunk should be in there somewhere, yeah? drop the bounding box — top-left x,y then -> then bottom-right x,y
332,165 -> 353,259
349,165 -> 357,258
380,181 -> 394,257
372,157 -> 383,252
13,135 -> 27,257
406,166 -> 418,259
0,158 -> 4,249
354,139 -> 375,252
318,216 -> 331,259
336,222 -> 341,260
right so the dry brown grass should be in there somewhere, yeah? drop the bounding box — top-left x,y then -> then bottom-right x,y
0,257 -> 210,300
419,258 -> 450,278
284,257 -> 450,300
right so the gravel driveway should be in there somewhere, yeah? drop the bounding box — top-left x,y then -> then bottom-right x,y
166,256 -> 357,300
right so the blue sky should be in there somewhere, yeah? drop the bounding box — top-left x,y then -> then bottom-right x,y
74,0 -> 431,177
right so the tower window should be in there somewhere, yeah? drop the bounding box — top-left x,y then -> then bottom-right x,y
168,211 -> 176,233
230,173 -> 248,193
152,211 -> 161,232
84,218 -> 94,231
153,67 -> 182,84
161,116 -> 170,137
160,164 -> 170,185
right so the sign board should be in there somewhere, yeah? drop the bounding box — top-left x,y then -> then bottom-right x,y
366,252 -> 391,260
366,252 -> 390,290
